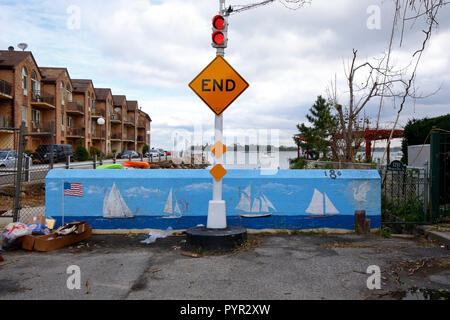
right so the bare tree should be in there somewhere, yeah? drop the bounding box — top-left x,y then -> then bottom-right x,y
377,0 -> 448,162
326,0 -> 448,163
327,49 -> 413,162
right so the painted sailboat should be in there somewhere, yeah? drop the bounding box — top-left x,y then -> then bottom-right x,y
305,188 -> 339,218
236,185 -> 276,218
103,182 -> 134,219
162,188 -> 182,219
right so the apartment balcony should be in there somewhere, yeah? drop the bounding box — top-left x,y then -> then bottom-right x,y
91,130 -> 106,140
31,90 -> 55,110
66,127 -> 85,138
0,79 -> 13,100
123,117 -> 135,126
137,135 -> 145,143
0,115 -> 11,128
137,120 -> 146,129
30,121 -> 53,134
110,114 -> 121,124
123,133 -> 135,142
111,133 -> 122,141
66,102 -> 84,116
91,109 -> 106,119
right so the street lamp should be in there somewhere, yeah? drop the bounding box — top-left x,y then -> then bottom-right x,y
97,117 -> 105,163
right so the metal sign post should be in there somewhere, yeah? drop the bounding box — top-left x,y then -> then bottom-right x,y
208,1 -> 226,229
187,0 -> 249,230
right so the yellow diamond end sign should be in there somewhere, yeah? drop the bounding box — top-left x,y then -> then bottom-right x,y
189,55 -> 249,116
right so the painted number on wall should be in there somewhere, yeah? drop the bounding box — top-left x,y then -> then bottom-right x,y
324,170 -> 342,180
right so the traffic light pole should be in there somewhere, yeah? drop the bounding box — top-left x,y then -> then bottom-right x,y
207,0 -> 227,229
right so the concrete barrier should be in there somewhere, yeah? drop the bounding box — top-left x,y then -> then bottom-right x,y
45,169 -> 381,230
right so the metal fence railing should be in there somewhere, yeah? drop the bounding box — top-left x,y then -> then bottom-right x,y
304,160 -> 377,170
380,164 -> 429,228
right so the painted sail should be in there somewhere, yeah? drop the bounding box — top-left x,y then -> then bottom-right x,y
236,185 -> 252,212
164,189 -> 173,214
260,197 -> 269,212
305,189 -> 324,215
262,194 -> 276,211
103,182 -> 133,218
163,188 -> 182,218
325,193 -> 339,214
251,197 -> 260,212
174,194 -> 181,215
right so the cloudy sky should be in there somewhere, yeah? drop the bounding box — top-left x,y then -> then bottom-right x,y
1,0 -> 449,149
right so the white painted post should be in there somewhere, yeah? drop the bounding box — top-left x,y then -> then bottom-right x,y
207,0 -> 227,229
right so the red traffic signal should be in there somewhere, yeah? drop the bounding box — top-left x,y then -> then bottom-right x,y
212,15 -> 227,48
212,15 -> 225,30
212,31 -> 225,45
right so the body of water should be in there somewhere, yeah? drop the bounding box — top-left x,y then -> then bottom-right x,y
201,150 -> 402,170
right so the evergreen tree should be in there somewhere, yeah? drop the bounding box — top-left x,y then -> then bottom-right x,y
294,96 -> 338,159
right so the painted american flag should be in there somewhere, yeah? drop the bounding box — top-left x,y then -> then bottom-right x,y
64,182 -> 83,197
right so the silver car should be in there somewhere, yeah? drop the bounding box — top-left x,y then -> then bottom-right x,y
0,150 -> 26,168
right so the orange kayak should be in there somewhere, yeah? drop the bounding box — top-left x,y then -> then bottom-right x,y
123,161 -> 150,169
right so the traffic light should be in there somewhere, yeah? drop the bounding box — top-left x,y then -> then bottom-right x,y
212,14 -> 227,48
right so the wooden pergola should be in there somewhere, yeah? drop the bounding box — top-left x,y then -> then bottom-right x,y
294,128 -> 404,162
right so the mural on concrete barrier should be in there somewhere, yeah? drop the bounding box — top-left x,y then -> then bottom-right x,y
45,169 -> 381,230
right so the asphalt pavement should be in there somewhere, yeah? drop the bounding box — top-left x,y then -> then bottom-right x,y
0,232 -> 448,300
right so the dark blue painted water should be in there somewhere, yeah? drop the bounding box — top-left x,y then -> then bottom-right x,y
54,215 -> 380,230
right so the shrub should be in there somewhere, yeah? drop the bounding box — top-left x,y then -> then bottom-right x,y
89,146 -> 104,158
289,157 -> 307,169
74,146 -> 89,161
142,144 -> 149,155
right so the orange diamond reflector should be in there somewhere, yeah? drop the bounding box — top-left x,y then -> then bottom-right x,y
211,141 -> 227,158
209,164 -> 227,181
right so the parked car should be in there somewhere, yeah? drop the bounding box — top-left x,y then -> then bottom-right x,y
156,148 -> 166,156
0,150 -> 29,168
144,149 -> 159,157
119,150 -> 139,159
32,144 -> 73,164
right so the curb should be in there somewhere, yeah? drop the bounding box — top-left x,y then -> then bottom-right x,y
426,231 -> 450,247
90,227 -> 372,236
417,225 -> 450,246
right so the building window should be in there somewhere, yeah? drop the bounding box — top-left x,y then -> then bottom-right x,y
60,82 -> 65,105
32,109 -> 40,124
22,106 -> 27,126
67,116 -> 72,128
88,92 -> 91,112
61,114 -> 64,131
66,83 -> 72,102
31,70 -> 40,96
22,67 -> 28,95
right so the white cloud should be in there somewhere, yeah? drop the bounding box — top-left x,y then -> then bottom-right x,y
1,0 -> 449,150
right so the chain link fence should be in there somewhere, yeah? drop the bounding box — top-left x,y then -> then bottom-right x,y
17,125 -> 54,224
0,128 -> 19,220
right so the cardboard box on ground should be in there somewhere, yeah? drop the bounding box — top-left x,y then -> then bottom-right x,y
0,215 -> 91,252
22,221 -> 91,252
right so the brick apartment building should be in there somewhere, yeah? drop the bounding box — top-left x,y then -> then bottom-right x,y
0,47 -> 151,155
